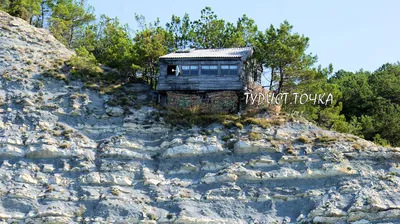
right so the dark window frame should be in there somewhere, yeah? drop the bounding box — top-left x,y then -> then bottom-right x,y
201,65 -> 219,75
221,65 -> 239,75
167,65 -> 177,75
181,65 -> 190,75
181,65 -> 199,75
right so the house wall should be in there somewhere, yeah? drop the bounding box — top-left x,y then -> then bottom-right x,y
166,91 -> 239,113
156,57 -> 257,113
157,59 -> 246,91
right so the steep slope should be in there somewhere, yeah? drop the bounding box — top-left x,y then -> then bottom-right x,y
1,10 -> 400,223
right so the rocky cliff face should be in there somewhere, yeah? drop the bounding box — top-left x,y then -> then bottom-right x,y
1,10 -> 400,224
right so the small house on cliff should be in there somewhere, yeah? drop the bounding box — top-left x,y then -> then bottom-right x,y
156,47 -> 261,112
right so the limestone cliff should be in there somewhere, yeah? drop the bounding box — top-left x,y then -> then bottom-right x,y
0,10 -> 400,223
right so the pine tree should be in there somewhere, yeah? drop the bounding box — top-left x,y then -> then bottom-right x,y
49,0 -> 95,48
260,21 -> 317,93
2,0 -> 41,24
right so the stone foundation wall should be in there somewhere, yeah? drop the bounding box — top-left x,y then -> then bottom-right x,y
243,84 -> 282,115
167,91 -> 238,114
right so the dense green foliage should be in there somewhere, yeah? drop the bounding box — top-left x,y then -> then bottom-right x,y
329,63 -> 400,146
69,46 -> 100,78
49,0 -> 95,48
256,21 -> 318,93
1,0 -> 41,24
1,2 -> 399,146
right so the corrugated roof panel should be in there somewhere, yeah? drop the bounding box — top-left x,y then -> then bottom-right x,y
160,47 -> 253,59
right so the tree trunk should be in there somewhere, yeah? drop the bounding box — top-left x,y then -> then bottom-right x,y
68,27 -> 75,48
41,2 -> 45,28
278,66 -> 284,93
150,78 -> 153,89
154,78 -> 157,90
150,66 -> 155,89
269,67 -> 275,91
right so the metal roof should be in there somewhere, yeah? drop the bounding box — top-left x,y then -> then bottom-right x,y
160,47 -> 253,59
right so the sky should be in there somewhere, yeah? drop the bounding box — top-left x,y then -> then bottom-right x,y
87,0 -> 400,73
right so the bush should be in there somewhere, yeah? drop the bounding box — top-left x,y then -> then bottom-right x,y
249,132 -> 262,141
164,108 -> 289,129
243,117 -> 271,129
110,187 -> 120,196
352,143 -> 362,151
297,136 -> 311,144
164,109 -> 240,127
234,122 -> 244,129
59,142 -> 71,149
285,146 -> 295,154
42,70 -> 69,84
373,134 -> 390,147
147,213 -> 157,221
222,134 -> 236,142
69,46 -> 102,79
106,96 -> 132,107
315,135 -> 337,143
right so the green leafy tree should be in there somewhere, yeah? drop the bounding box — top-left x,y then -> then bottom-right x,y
73,14 -> 141,82
166,8 -> 258,50
371,100 -> 400,146
232,14 -> 258,47
93,15 -> 134,70
69,46 -> 101,79
49,0 -> 95,48
2,0 -> 41,24
331,62 -> 400,146
0,0 -> 9,10
284,65 -> 349,132
369,63 -> 400,105
191,7 -> 227,48
35,0 -> 54,28
133,16 -> 169,88
260,21 -> 317,93
166,13 -> 193,51
256,21 -> 347,132
329,69 -> 373,119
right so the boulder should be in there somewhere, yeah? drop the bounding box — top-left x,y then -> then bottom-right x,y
106,106 -> 124,117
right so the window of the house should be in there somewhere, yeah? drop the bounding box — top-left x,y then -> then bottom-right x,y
167,65 -> 177,75
221,65 -> 238,75
182,65 -> 199,75
190,65 -> 199,75
181,65 -> 190,75
201,65 -> 218,75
